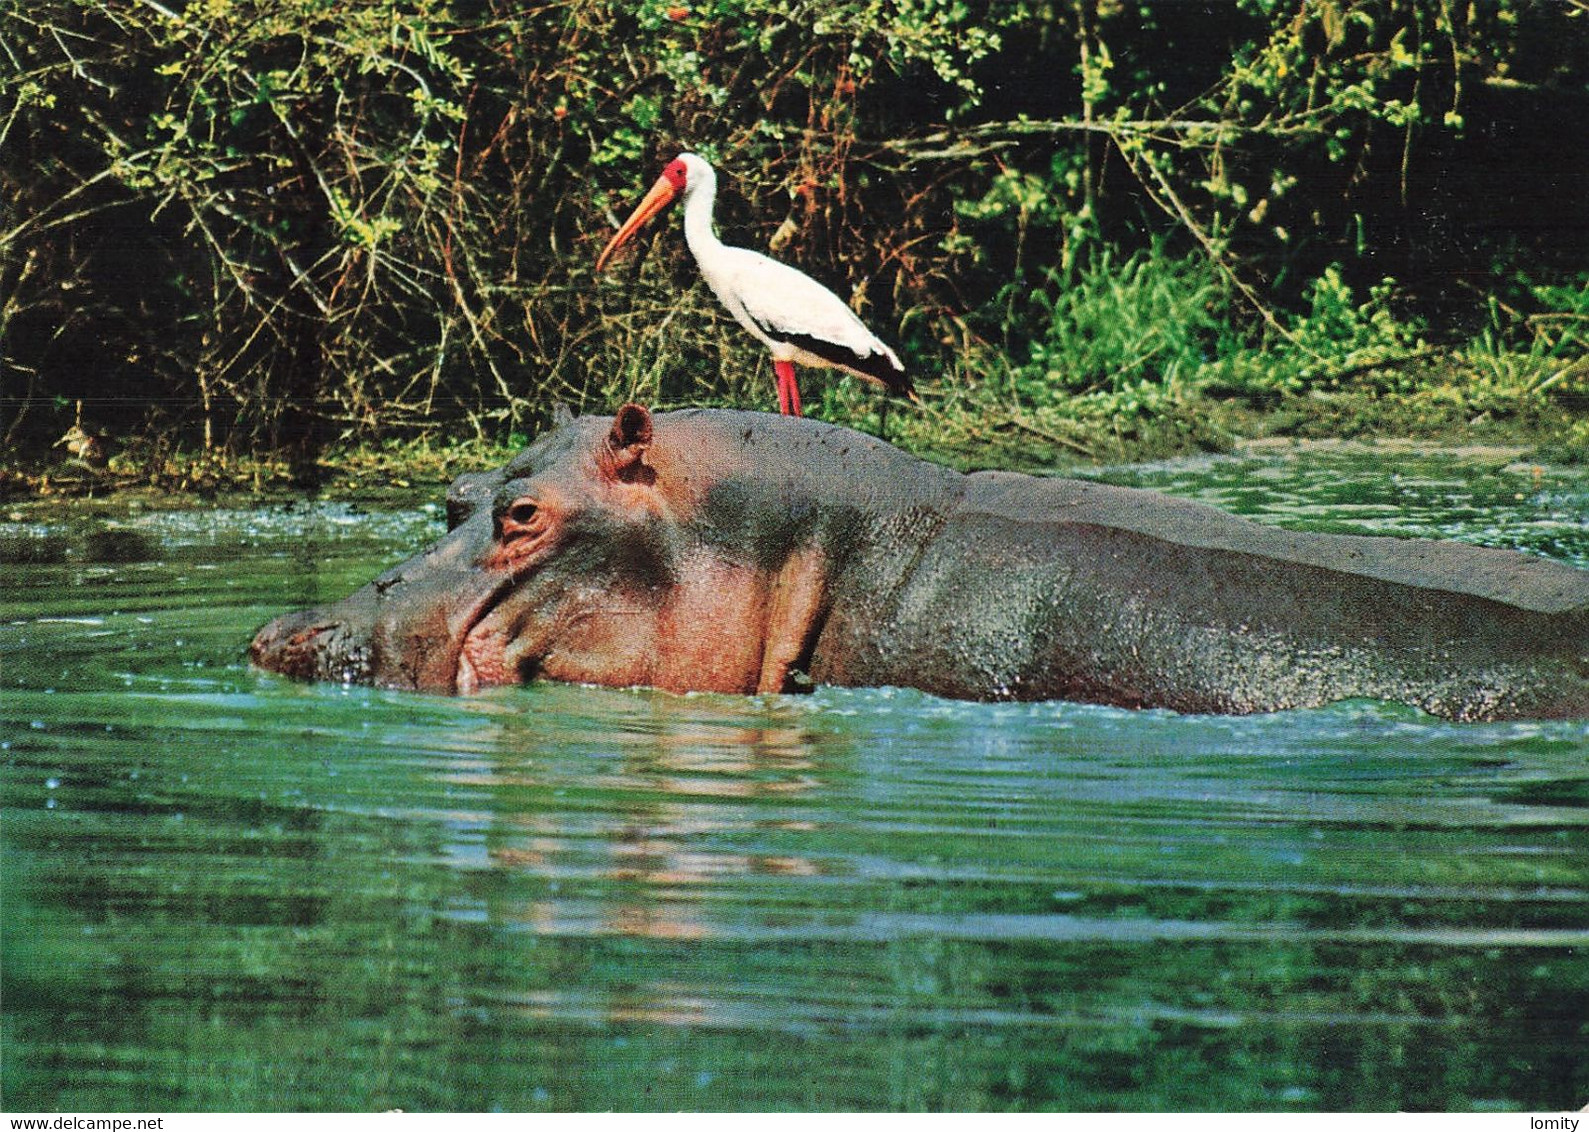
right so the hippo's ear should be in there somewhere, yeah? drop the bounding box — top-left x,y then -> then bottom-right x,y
603,403 -> 655,485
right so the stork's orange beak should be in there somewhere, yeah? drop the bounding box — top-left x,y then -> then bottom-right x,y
595,174 -> 682,271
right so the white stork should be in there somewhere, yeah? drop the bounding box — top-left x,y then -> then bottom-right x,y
595,152 -> 913,417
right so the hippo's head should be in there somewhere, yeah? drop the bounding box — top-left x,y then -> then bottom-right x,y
252,404 -> 691,694
251,404 -> 865,696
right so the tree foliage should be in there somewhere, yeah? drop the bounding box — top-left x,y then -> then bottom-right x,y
3,0 -> 1585,458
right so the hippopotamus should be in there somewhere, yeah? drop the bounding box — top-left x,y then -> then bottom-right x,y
251,405 -> 1589,721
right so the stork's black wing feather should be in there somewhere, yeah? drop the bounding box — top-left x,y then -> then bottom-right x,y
778,331 -> 914,399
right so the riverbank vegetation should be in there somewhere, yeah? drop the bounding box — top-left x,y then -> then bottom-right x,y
3,0 -> 1586,494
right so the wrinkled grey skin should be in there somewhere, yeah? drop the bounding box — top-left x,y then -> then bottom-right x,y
252,407 -> 1589,720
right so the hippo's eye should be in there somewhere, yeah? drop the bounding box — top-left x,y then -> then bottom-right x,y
497,497 -> 542,544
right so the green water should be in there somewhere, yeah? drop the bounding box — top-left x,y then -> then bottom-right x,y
3,446 -> 1586,1112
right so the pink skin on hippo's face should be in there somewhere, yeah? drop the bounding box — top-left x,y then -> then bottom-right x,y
253,404 -> 836,697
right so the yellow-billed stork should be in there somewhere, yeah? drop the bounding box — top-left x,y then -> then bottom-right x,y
595,152 -> 914,417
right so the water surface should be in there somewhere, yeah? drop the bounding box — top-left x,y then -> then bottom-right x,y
3,445 -> 1586,1112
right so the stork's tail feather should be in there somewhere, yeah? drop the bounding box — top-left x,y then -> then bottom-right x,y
886,371 -> 919,404
855,359 -> 916,403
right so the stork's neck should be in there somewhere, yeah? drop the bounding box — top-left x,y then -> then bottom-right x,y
681,165 -> 723,262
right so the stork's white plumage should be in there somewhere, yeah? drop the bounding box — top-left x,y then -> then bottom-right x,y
596,152 -> 913,417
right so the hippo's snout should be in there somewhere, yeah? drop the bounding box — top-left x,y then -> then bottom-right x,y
251,609 -> 374,686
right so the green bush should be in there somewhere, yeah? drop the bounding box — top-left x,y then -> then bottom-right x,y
1006,242 -> 1235,409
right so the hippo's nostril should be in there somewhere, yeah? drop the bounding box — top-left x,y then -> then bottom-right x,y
251,614 -> 372,685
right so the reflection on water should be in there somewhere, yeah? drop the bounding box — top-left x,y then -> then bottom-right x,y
2,448 -> 1586,1112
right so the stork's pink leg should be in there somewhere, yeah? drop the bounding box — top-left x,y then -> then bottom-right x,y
774,360 -> 803,417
